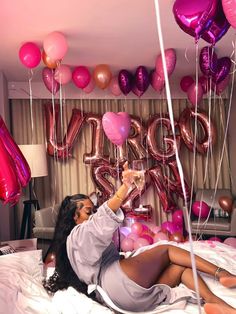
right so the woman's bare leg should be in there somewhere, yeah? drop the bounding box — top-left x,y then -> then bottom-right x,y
204,303 -> 236,314
120,245 -> 236,288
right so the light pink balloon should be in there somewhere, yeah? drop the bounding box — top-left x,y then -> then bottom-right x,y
102,112 -> 131,146
222,0 -> 236,29
155,49 -> 176,79
72,66 -> 91,89
153,232 -> 169,242
151,225 -> 162,234
127,233 -> 139,241
83,78 -> 95,94
224,237 -> 236,248
130,222 -> 143,236
133,238 -> 150,250
109,76 -> 122,96
121,238 -> 134,252
54,64 -> 72,85
43,31 -> 68,60
180,76 -> 194,92
187,82 -> 204,106
150,71 -> 165,92
19,42 -> 41,69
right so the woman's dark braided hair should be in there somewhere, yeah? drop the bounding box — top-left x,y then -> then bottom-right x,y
43,194 -> 97,301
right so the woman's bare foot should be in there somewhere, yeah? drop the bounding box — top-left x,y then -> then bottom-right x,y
204,303 -> 236,314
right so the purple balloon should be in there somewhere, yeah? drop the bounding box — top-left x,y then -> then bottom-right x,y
118,69 -> 133,95
213,57 -> 231,83
42,67 -> 60,95
135,66 -> 149,93
173,0 -> 218,40
201,2 -> 230,44
199,46 -> 218,76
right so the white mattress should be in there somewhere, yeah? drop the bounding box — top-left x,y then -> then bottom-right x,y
0,241 -> 236,314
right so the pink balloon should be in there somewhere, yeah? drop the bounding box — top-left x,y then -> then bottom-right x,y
208,236 -> 222,242
83,78 -> 95,94
42,67 -> 60,95
161,221 -> 181,235
180,76 -> 194,92
224,237 -> 236,248
150,71 -> 165,92
109,76 -> 122,96
127,233 -> 139,241
141,233 -> 154,245
131,222 -> 143,236
19,42 -> 41,68
172,209 -> 183,227
133,238 -> 150,250
150,225 -> 162,234
121,238 -> 134,252
43,31 -> 68,60
72,66 -> 91,89
155,49 -> 176,79
153,232 -> 169,242
192,201 -> 210,218
54,64 -> 72,85
187,82 -> 204,106
222,0 -> 236,29
102,112 -> 131,146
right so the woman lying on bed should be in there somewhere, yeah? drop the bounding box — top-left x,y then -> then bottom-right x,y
44,162 -> 236,314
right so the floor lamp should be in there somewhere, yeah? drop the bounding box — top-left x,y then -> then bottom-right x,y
18,144 -> 48,239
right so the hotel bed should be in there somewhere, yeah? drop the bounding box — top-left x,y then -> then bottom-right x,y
1,240 -> 236,314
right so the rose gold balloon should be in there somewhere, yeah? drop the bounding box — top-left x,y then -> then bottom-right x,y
42,50 -> 59,69
83,113 -> 110,165
218,196 -> 233,214
127,117 -> 147,160
44,103 -> 86,159
93,64 -> 112,89
178,107 -> 216,154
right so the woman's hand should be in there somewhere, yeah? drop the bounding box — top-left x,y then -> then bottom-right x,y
122,162 -> 145,191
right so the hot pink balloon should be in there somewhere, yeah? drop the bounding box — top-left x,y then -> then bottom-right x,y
180,76 -> 194,92
42,67 -> 60,95
121,238 -> 134,252
133,238 -> 150,250
208,236 -> 222,242
187,82 -> 204,106
102,112 -> 131,147
83,78 -> 95,94
213,74 -> 230,95
19,42 -> 41,69
153,232 -> 169,243
161,221 -> 181,235
54,64 -> 72,85
222,0 -> 236,29
43,31 -> 68,60
192,201 -> 210,218
150,71 -> 165,92
141,233 -> 154,245
109,76 -> 122,96
224,237 -> 236,248
172,209 -> 184,227
155,49 -> 176,79
72,66 -> 91,89
131,222 -> 143,236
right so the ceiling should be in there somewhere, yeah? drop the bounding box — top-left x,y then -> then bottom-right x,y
0,0 -> 235,84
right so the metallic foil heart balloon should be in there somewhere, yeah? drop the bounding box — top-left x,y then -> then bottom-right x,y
213,57 -> 231,83
102,112 -> 131,146
42,67 -> 60,95
134,66 -> 149,93
199,46 -> 218,77
118,69 -> 133,95
173,0 -> 218,40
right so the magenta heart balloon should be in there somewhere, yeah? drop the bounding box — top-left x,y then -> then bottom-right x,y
102,112 -> 131,146
173,0 -> 218,40
42,67 -> 60,95
213,57 -> 231,83
201,2 -> 230,44
199,46 -> 218,76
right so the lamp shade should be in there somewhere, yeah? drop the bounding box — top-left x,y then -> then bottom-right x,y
18,144 -> 48,178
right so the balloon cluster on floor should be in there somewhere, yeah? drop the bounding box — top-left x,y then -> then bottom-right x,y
18,32 -> 177,97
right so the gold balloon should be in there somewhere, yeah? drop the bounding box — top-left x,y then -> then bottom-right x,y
93,64 -> 112,89
218,196 -> 233,214
42,50 -> 59,69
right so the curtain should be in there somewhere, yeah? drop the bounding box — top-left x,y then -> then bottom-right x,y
11,98 -> 231,233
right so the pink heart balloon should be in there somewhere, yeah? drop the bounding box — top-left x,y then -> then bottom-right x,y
155,49 -> 176,79
102,112 -> 131,146
42,67 -> 59,95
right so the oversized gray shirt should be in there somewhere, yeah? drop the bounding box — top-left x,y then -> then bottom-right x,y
66,201 -> 124,285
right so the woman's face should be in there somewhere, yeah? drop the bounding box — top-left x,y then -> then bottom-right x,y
74,198 -> 94,224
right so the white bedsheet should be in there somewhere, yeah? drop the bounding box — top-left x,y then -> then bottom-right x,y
0,241 -> 236,314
